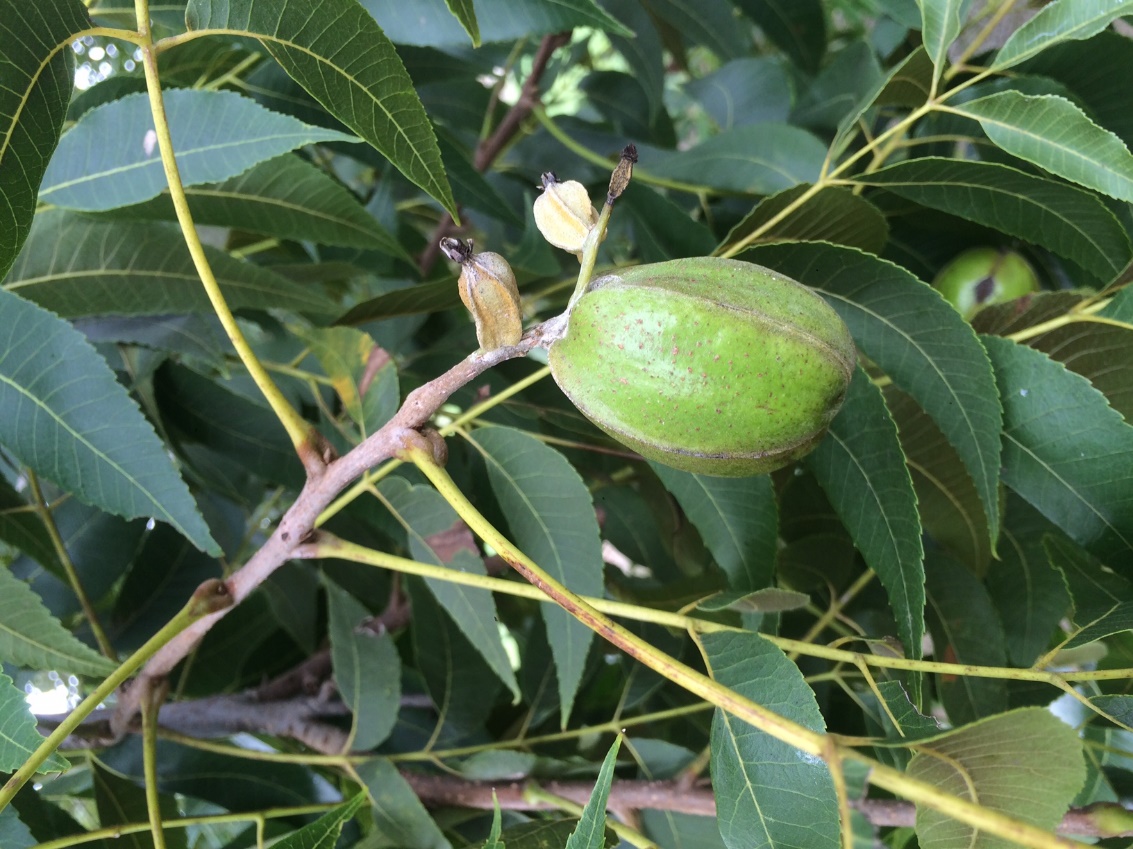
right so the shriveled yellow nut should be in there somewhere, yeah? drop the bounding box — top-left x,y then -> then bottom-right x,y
533,172 -> 600,256
440,237 -> 523,351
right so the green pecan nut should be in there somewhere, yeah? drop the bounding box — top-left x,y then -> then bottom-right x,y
549,257 -> 856,476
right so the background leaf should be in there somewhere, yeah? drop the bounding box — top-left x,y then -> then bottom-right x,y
107,154 -> 409,256
5,211 -> 334,318
721,185 -> 889,255
983,335 -> 1133,566
649,466 -> 777,593
471,426 -> 603,723
992,0 -> 1133,71
0,565 -> 115,675
357,759 -> 452,849
272,794 -> 365,849
702,631 -> 840,849
363,0 -> 631,47
925,552 -> 1008,724
0,288 -> 219,553
746,241 -> 1003,546
565,737 -> 621,849
733,0 -> 825,74
377,476 -> 520,699
860,158 -> 1132,281
651,126 -> 827,195
325,577 -> 400,751
92,760 -> 185,849
918,0 -> 973,78
804,369 -> 925,660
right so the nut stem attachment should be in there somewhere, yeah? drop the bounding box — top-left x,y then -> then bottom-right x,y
567,143 -> 637,310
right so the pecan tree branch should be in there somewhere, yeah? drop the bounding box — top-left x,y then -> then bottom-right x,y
113,326 -> 557,733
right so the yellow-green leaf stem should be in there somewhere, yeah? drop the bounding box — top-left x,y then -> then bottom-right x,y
141,682 -> 168,849
407,445 -> 1085,849
0,580 -> 231,811
311,535 -> 1133,687
26,470 -> 115,660
133,0 -> 315,460
28,804 -> 335,849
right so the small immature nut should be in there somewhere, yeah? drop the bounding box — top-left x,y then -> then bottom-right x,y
441,237 -> 523,351
932,247 -> 1039,319
533,172 -> 600,256
548,257 -> 856,476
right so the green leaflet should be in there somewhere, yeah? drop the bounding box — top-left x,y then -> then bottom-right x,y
0,0 -> 91,279
909,708 -> 1085,849
954,92 -> 1133,205
703,631 -> 839,849
39,90 -> 357,211
470,426 -> 603,724
186,0 -> 457,218
0,289 -> 219,555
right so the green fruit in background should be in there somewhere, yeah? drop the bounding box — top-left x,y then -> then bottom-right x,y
932,247 -> 1039,319
548,257 -> 857,477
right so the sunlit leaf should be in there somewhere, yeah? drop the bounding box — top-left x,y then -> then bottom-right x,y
953,92 -> 1133,205
0,671 -> 67,773
993,0 -> 1133,72
0,0 -> 91,279
186,0 -> 457,217
40,90 -> 356,211
908,708 -> 1085,849
565,737 -> 621,849
702,631 -> 839,849
860,158 -> 1132,281
0,289 -> 219,554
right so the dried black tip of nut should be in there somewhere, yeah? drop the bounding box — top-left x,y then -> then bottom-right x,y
440,236 -> 474,264
539,171 -> 560,190
621,143 -> 638,164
